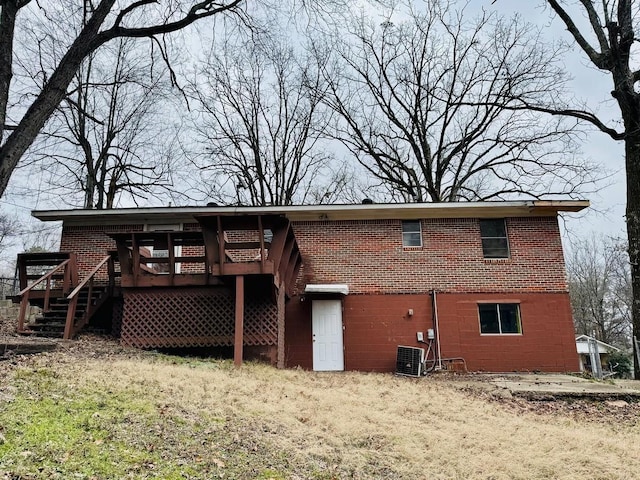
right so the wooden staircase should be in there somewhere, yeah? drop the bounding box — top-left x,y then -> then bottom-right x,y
23,286 -> 111,338
16,252 -> 115,339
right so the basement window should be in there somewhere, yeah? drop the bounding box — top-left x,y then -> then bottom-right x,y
479,219 -> 509,258
478,303 -> 521,335
402,220 -> 422,247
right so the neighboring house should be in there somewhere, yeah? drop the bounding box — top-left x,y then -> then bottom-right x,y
575,334 -> 621,373
16,200 -> 587,373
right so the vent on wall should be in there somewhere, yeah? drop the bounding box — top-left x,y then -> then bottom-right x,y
396,346 -> 425,377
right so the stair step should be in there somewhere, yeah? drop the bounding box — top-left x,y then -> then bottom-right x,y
19,286 -> 110,340
33,314 -> 67,321
27,331 -> 65,338
29,321 -> 66,329
44,307 -> 85,314
21,330 -> 64,338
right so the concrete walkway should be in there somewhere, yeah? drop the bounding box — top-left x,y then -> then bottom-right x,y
453,373 -> 640,400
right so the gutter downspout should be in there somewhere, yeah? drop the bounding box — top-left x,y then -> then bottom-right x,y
432,290 -> 443,370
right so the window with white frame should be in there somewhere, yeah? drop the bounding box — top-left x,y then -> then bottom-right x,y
479,219 -> 509,258
401,220 -> 422,247
478,303 -> 522,334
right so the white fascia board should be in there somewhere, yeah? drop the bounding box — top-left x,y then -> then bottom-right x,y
304,284 -> 350,295
575,337 -> 620,354
31,200 -> 590,226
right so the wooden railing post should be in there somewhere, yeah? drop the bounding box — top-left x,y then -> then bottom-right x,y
108,254 -> 115,290
217,216 -> 225,275
258,215 -> 265,273
68,254 -> 78,292
43,277 -> 52,312
63,258 -> 71,294
17,290 -> 29,332
131,234 -> 140,286
64,295 -> 78,339
87,278 -> 94,317
167,232 -> 175,276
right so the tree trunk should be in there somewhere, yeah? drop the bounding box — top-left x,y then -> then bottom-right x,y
625,131 -> 640,378
0,0 -> 115,197
614,62 -> 640,378
0,1 -> 19,142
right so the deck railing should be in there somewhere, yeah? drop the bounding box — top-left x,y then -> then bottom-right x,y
17,255 -> 77,333
64,254 -> 114,339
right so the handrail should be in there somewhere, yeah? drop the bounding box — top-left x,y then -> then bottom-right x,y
17,258 -> 71,296
17,256 -> 76,334
64,255 -> 112,339
66,255 -> 111,300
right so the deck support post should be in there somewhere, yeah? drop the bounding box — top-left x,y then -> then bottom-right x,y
234,275 -> 245,367
277,285 -> 285,369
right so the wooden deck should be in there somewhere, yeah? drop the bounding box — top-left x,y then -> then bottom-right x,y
109,214 -> 301,297
108,214 -> 301,367
16,214 -> 301,368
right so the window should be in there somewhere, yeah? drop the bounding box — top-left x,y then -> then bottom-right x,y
479,219 -> 509,258
478,303 -> 521,334
146,224 -> 182,273
402,220 -> 422,247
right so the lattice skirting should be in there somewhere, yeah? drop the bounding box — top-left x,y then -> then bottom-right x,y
120,287 -> 278,348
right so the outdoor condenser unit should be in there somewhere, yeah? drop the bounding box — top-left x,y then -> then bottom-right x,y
396,346 -> 425,377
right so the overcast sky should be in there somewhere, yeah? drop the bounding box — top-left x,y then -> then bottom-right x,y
0,0 -> 630,271
486,1 -> 628,242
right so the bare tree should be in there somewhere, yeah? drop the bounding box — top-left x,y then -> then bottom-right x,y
0,0 -> 244,201
317,1 -> 593,202
567,235 -> 632,348
191,33 -> 352,206
0,211 -> 18,254
516,0 -> 640,377
19,221 -> 60,253
31,34 -> 181,209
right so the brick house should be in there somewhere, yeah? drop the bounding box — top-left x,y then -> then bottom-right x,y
17,200 -> 586,373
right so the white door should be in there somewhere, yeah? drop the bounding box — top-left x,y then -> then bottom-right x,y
312,300 -> 344,371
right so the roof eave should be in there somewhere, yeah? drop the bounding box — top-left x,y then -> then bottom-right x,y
31,200 -> 590,225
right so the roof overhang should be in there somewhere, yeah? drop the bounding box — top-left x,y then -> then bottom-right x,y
575,335 -> 620,354
31,200 -> 589,226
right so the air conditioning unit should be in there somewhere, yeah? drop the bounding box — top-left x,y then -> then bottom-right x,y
396,346 -> 425,377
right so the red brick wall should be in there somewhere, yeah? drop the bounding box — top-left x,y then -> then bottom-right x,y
285,292 -> 579,373
59,215 -> 577,373
285,295 -> 313,369
292,217 -> 568,294
342,294 -> 433,371
436,292 -> 579,372
59,224 -> 143,280
61,216 -> 567,295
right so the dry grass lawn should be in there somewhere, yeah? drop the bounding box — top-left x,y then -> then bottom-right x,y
1,338 -> 639,479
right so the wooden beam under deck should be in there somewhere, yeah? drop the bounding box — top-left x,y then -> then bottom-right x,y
119,273 -> 225,288
234,275 -> 244,367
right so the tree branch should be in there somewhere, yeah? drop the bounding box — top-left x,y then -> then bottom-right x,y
0,0 -> 244,199
547,0 -> 610,69
98,0 -> 243,42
